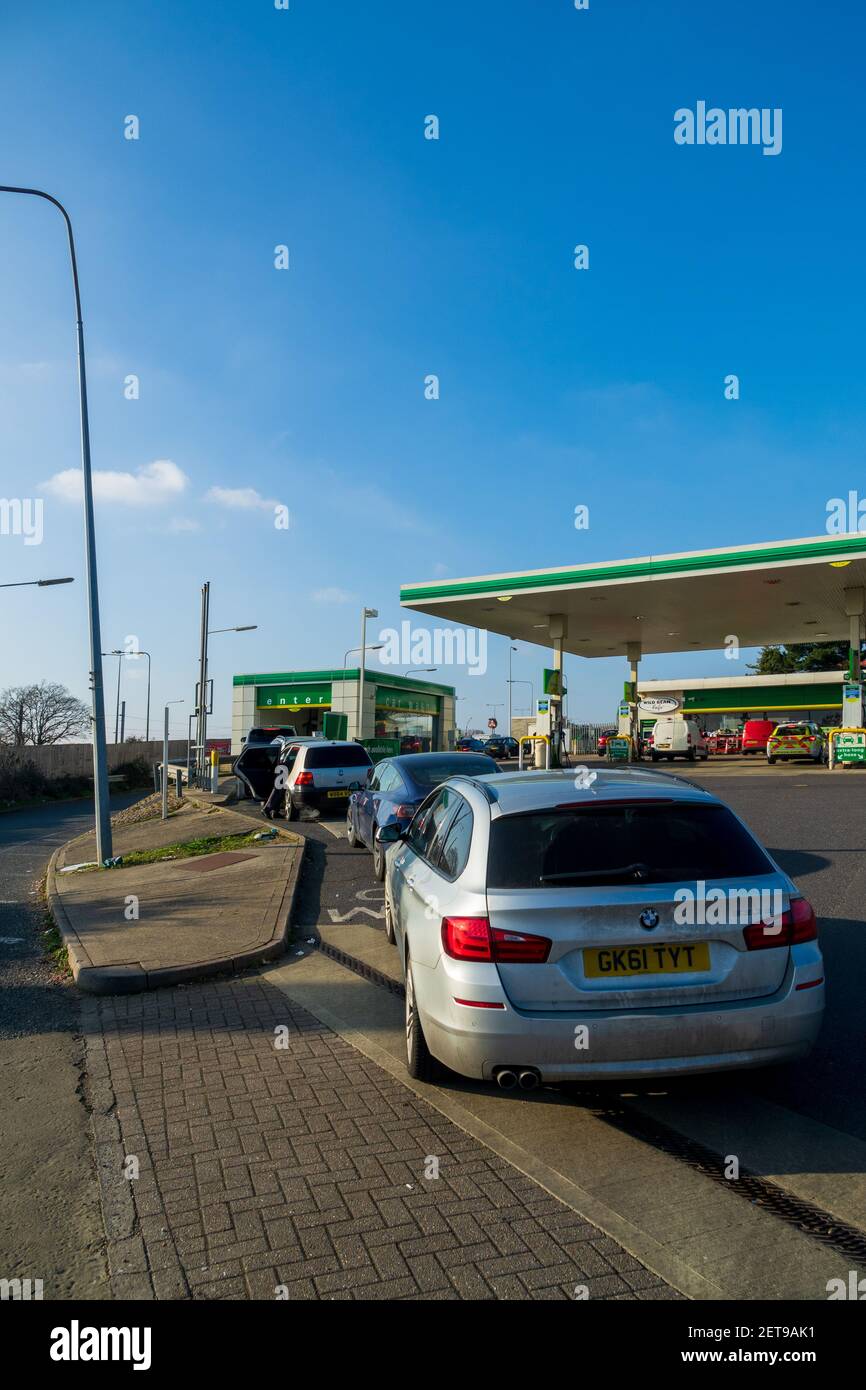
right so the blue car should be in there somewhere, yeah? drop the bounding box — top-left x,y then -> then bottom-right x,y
347,750 -> 500,880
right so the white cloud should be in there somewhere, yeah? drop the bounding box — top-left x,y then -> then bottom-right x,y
312,587 -> 357,604
165,517 -> 202,533
206,486 -> 279,511
42,459 -> 189,506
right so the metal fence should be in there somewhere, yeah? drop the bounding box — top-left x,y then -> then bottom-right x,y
566,722 -> 615,755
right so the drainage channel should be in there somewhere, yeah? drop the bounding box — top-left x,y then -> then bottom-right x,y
315,935 -> 866,1272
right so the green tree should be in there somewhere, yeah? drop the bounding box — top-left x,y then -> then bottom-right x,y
748,642 -> 856,675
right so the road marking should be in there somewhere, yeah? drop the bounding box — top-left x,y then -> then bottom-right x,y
326,905 -> 384,923
320,822 -> 345,839
0,937 -> 24,944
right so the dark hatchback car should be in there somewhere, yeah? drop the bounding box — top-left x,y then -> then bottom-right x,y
348,750 -> 500,879
456,737 -> 487,753
483,736 -> 520,760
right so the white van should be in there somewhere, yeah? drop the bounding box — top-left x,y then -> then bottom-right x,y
649,717 -> 708,762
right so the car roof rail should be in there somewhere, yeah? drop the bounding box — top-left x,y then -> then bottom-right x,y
451,775 -> 500,803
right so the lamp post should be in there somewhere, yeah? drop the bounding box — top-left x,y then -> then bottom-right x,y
356,608 -> 379,742
162,700 -> 184,820
194,579 -> 256,783
101,650 -> 122,744
506,643 -> 517,739
403,668 -> 437,677
135,649 -> 152,743
0,186 -> 112,861
510,678 -> 535,713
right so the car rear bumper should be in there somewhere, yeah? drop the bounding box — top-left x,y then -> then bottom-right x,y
413,946 -> 825,1082
291,785 -> 357,812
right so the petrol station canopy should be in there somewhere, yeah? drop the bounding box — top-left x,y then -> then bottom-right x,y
400,533 -> 866,657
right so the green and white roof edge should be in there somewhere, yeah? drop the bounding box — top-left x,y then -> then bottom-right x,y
400,532 -> 866,658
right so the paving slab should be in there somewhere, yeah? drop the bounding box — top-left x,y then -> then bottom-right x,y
47,804 -> 304,993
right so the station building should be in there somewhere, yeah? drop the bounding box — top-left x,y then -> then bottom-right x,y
633,671 -> 846,736
231,668 -> 456,757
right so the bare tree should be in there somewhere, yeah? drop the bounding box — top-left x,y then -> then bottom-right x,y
0,682 -> 90,746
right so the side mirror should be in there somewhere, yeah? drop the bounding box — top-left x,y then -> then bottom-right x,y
376,823 -> 404,845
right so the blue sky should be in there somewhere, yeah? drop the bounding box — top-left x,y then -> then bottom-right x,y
1,0 -> 865,737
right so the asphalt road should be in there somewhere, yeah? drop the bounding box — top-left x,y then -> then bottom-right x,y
4,774 -> 864,1300
236,769 -> 866,1148
0,793 -> 140,1300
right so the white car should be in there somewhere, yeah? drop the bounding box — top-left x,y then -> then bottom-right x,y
650,717 -> 709,762
379,768 -> 824,1086
282,739 -> 373,819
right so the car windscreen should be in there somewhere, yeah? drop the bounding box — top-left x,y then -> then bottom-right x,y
487,801 -> 774,888
305,746 -> 372,768
774,725 -> 809,736
408,756 -> 497,788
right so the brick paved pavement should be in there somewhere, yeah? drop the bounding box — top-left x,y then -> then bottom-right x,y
84,973 -> 677,1301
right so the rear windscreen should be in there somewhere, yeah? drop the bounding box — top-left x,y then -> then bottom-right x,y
410,756 -> 497,787
487,802 -> 773,888
305,746 -> 372,769
238,747 -> 279,769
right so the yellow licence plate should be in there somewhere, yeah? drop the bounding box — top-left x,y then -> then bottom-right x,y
327,789 -> 348,798
584,942 -> 710,978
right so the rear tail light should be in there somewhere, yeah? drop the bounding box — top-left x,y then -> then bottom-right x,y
441,917 -> 551,963
743,897 -> 817,950
295,770 -> 314,786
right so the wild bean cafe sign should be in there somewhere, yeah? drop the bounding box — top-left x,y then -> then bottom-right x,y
638,696 -> 681,715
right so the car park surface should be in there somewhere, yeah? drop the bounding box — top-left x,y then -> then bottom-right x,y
379,768 -> 823,1085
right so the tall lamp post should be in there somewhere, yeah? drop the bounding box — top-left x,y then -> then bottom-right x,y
356,607 -> 378,742
1,186 -> 113,861
101,650 -> 122,744
506,643 -> 517,739
137,649 -> 152,743
194,581 -> 256,783
162,700 -> 184,820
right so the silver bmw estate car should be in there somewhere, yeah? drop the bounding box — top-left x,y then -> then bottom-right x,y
378,768 -> 825,1088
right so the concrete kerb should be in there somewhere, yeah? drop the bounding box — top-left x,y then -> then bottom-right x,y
45,809 -> 306,995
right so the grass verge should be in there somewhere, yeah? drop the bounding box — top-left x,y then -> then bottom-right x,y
117,829 -> 270,867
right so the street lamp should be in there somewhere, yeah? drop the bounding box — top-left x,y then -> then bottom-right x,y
510,678 -> 535,721
506,642 -> 517,739
162,700 -> 184,820
101,650 -> 122,744
135,650 -> 152,743
356,608 -> 378,742
343,642 -> 384,669
404,667 -> 437,677
0,576 -> 74,588
195,580 -> 257,783
0,186 -> 112,861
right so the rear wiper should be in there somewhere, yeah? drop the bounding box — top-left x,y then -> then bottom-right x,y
540,862 -> 652,883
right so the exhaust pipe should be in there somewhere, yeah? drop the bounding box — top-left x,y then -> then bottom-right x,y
495,1068 -> 518,1090
518,1069 -> 540,1091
